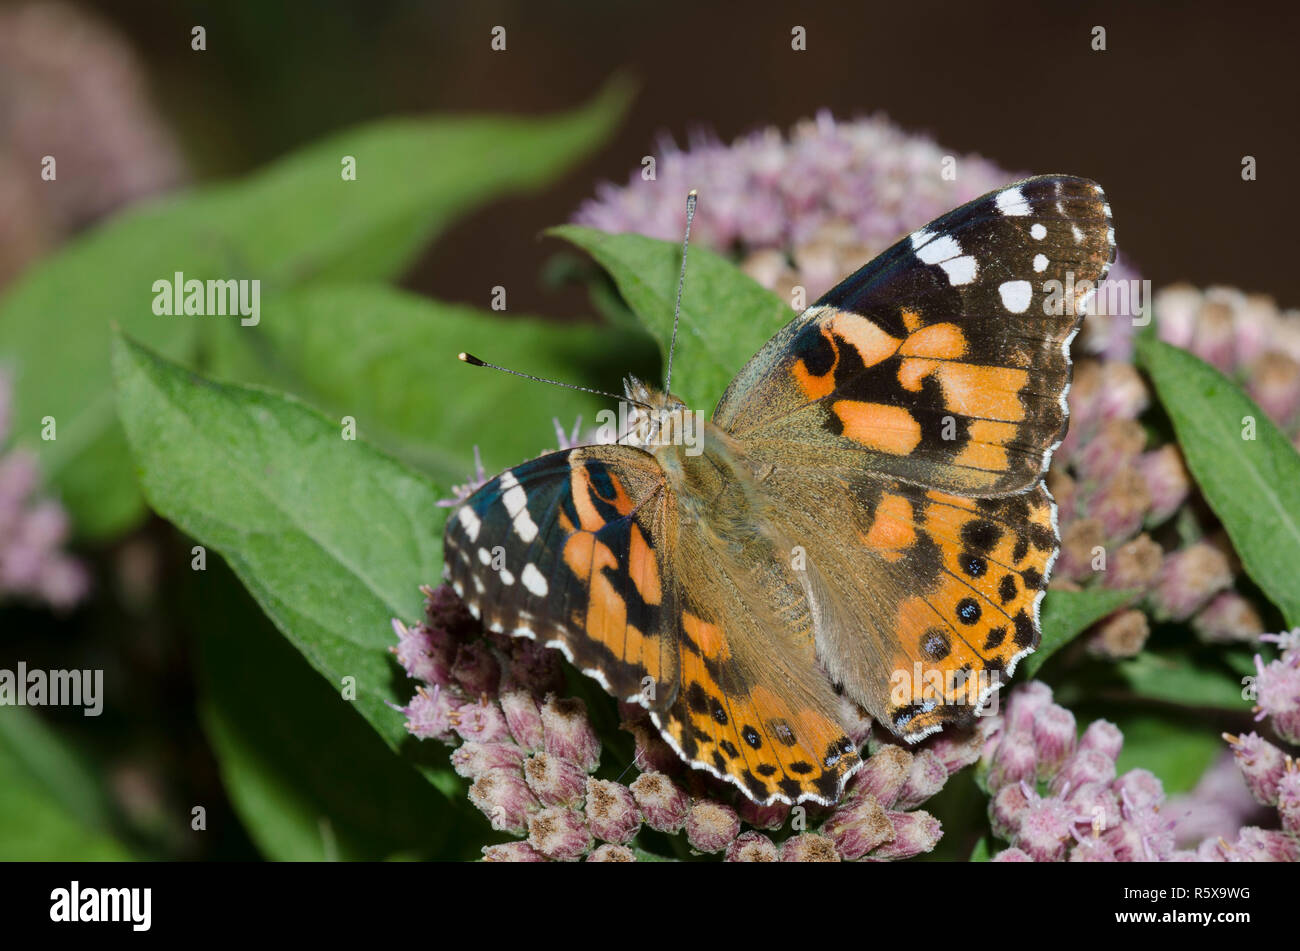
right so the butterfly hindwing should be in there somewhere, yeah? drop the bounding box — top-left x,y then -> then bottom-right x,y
444,445 -> 860,804
714,175 -> 1114,495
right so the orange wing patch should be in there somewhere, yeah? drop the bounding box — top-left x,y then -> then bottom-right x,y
628,523 -> 662,606
882,486 -> 1057,738
833,401 -> 922,454
933,364 -> 1029,421
828,310 -> 900,367
859,492 -> 916,561
661,614 -> 859,805
897,321 -> 966,360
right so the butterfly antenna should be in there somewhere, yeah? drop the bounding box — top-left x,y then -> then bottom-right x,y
663,188 -> 698,395
457,352 -> 651,409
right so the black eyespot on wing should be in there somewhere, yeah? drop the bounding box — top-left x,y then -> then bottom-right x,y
791,321 -> 836,376
768,719 -> 799,747
710,698 -> 729,726
921,627 -> 952,660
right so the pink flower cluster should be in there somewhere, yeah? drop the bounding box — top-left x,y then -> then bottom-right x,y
0,371 -> 87,608
983,682 -> 1299,861
395,585 -> 958,861
572,110 -> 1142,357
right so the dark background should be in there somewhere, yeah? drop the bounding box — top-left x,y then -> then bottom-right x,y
82,0 -> 1300,313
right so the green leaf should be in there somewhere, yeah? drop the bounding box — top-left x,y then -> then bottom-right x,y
111,332 -> 445,773
194,562 -> 468,860
969,836 -> 993,862
0,707 -> 132,860
548,225 -> 793,412
1137,336 -> 1300,626
1114,649 -> 1251,712
207,285 -> 657,486
1020,587 -> 1138,678
1112,712 -> 1223,795
1,82 -> 630,537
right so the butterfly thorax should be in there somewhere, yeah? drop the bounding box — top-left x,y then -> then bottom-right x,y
622,376 -> 758,533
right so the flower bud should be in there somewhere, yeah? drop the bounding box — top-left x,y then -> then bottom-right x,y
871,810 -> 941,860
780,832 -> 842,862
523,751 -> 588,807
499,690 -> 545,751
685,800 -> 740,853
822,793 -> 894,860
895,748 -> 948,810
587,844 -> 636,862
540,695 -> 601,772
585,778 -> 642,845
469,768 -> 538,834
527,806 -> 592,861
726,831 -> 779,862
1225,732 -> 1288,804
630,771 -> 690,832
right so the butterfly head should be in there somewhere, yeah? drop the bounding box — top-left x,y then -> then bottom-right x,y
621,375 -> 700,453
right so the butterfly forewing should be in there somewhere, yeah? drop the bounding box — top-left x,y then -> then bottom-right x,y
714,175 -> 1115,496
443,444 -> 861,805
444,446 -> 680,704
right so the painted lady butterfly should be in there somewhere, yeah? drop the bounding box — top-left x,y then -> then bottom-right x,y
444,175 -> 1115,805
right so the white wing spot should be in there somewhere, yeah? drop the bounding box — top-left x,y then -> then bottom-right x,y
941,256 -> 978,286
498,471 -> 539,543
1071,224 -> 1084,243
909,228 -> 936,250
477,547 -> 492,565
914,234 -> 977,286
499,567 -> 515,586
996,187 -> 1031,216
522,563 -> 549,596
1030,223 -> 1047,240
1033,253 -> 1048,273
998,280 -> 1033,313
916,234 -> 960,264
456,506 -> 481,542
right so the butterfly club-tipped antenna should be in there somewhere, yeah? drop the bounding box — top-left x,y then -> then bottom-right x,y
663,188 -> 698,396
456,351 -> 652,410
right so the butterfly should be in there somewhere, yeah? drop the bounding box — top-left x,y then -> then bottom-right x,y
444,175 -> 1115,805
